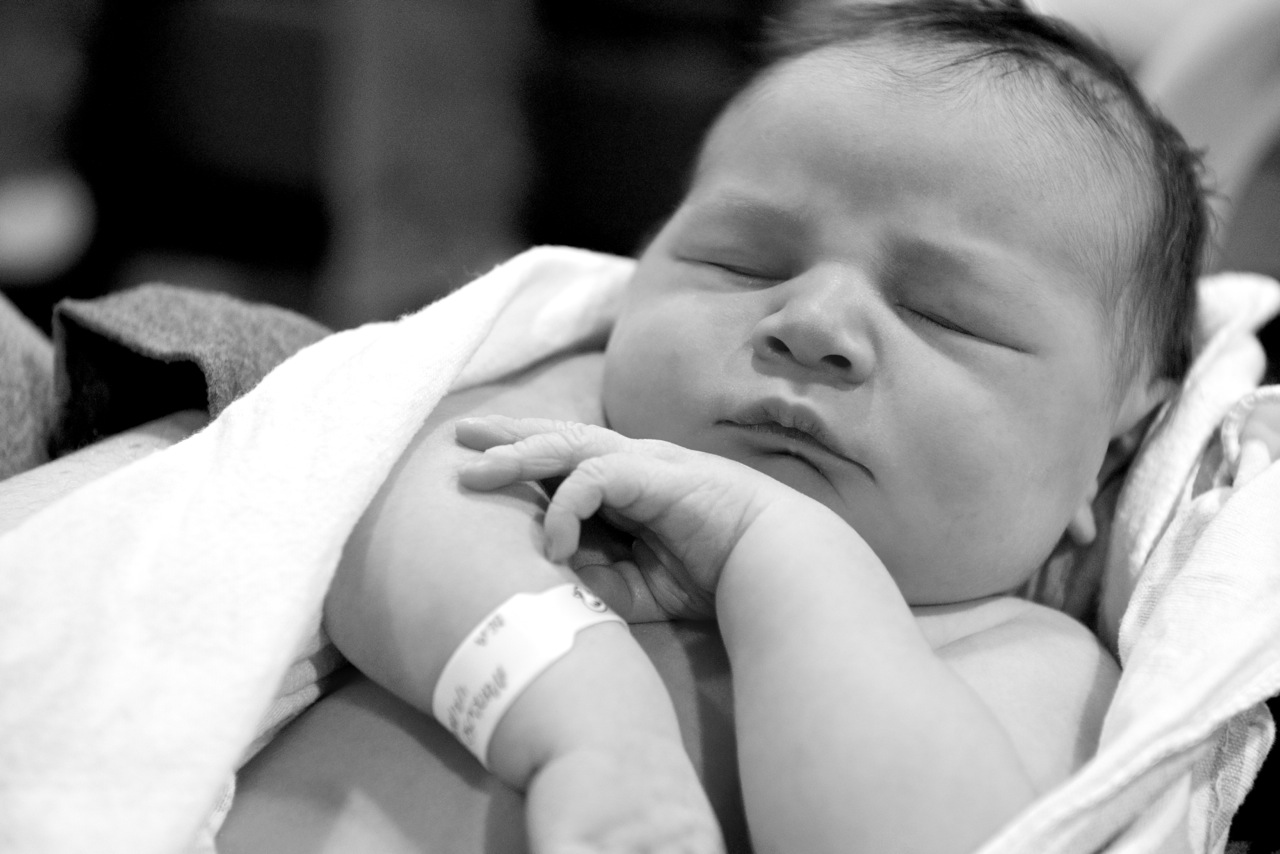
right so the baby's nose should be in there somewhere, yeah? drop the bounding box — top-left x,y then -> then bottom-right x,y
758,335 -> 856,375
750,273 -> 875,383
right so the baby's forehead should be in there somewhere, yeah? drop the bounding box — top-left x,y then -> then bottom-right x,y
688,46 -> 1146,369
759,38 -> 1132,152
706,44 -> 1146,277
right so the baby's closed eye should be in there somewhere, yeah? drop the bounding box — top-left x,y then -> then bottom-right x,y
898,304 -> 974,337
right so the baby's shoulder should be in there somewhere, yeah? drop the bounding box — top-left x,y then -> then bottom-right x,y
916,595 -> 1115,687
440,350 -> 607,425
913,595 -> 1094,650
915,597 -> 1119,788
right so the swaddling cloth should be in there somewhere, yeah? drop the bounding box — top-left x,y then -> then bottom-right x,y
0,250 -> 1276,854
0,247 -> 632,854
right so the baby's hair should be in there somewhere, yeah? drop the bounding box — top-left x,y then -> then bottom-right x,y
753,0 -> 1207,384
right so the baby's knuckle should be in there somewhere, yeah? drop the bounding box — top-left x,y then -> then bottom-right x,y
576,454 -> 613,480
536,429 -> 580,456
638,437 -> 682,459
559,420 -> 601,444
508,415 -> 546,432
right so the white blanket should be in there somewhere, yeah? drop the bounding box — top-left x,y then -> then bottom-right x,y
0,247 -> 1277,854
0,248 -> 631,854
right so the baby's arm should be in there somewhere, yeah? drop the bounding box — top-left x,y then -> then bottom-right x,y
460,417 -> 1117,853
718,517 -> 1112,853
323,353 -> 721,852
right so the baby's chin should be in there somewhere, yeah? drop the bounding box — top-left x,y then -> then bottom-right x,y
744,451 -> 834,493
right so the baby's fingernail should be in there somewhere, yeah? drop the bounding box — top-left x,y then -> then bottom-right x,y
544,530 -> 570,563
458,457 -> 504,487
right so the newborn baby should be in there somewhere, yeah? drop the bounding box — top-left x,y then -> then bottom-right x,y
319,2 -> 1210,851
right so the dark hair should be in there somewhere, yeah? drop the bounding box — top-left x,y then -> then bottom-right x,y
753,0 -> 1207,383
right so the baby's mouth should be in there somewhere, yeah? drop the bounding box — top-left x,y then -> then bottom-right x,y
733,420 -> 832,453
720,403 -> 874,481
719,417 -> 836,465
719,420 -> 843,486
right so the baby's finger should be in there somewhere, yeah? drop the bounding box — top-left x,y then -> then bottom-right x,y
455,415 -> 600,451
458,423 -> 639,491
633,537 -> 715,620
541,454 -> 655,563
596,506 -> 645,538
459,435 -> 607,493
453,416 -> 522,451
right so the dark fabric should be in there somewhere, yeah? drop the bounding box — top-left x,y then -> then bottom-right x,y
1229,695 -> 1280,850
0,292 -> 58,480
48,283 -> 329,455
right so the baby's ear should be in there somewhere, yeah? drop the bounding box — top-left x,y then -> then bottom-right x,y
1068,375 -> 1178,547
1066,479 -> 1099,545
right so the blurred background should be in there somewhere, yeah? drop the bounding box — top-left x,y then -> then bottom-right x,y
0,0 -> 1277,352
0,0 -> 781,330
0,0 -> 1278,847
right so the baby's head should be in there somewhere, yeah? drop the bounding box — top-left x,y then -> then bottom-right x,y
762,0 -> 1207,388
602,0 -> 1207,604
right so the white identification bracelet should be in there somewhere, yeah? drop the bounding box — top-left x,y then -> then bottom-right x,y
431,583 -> 625,767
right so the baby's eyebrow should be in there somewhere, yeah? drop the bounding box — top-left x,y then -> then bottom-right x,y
887,236 -> 1035,300
684,193 -> 810,237
888,238 -> 983,285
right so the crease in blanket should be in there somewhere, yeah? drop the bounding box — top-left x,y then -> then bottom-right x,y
1,250 -> 1279,854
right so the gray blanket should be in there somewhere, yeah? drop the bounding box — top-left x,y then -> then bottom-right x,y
0,284 -> 328,479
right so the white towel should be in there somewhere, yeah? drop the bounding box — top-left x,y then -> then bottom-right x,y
1,250 -> 1277,854
0,247 -> 632,854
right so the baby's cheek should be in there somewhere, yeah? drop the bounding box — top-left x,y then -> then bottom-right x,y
910,397 -> 1071,559
603,324 -> 693,439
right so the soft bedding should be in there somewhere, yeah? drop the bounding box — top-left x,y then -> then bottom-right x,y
0,247 -> 1278,854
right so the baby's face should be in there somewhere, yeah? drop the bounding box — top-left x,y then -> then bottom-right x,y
603,47 -> 1148,604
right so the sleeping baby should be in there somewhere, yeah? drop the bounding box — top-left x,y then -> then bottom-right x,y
307,1 -> 1213,852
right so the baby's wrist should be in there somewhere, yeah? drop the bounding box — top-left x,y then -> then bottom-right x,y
485,620 -> 684,790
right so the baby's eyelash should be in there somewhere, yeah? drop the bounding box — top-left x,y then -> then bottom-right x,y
694,260 -> 786,287
902,306 -> 972,337
708,261 -> 774,280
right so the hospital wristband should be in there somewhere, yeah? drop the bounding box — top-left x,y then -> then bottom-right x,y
430,583 -> 625,768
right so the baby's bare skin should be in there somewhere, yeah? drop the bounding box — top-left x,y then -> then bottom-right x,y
229,348 -> 1121,853
268,28 -> 1211,852
456,354 -> 1120,791
219,622 -> 743,854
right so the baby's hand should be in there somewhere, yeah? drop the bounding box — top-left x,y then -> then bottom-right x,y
456,415 -> 808,621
